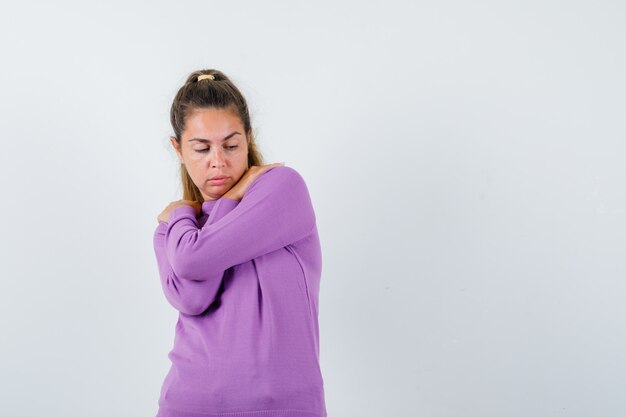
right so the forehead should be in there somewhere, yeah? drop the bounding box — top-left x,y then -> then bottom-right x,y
183,107 -> 243,140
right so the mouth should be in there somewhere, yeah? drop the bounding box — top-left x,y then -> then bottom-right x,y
208,176 -> 229,185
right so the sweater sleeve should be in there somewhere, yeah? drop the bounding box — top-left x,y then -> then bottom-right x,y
163,166 -> 316,281
152,198 -> 239,315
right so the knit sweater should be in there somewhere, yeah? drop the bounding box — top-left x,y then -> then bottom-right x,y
152,165 -> 327,417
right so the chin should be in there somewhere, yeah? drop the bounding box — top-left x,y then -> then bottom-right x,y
205,186 -> 231,196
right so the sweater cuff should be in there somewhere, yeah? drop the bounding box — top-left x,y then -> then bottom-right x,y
168,205 -> 197,224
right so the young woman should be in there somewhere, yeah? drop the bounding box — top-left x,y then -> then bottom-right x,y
153,69 -> 327,417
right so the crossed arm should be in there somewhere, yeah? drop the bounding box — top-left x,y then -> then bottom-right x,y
152,166 -> 316,315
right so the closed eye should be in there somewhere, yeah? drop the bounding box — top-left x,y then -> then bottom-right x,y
196,145 -> 238,153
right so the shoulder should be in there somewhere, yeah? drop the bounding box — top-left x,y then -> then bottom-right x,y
245,165 -> 309,196
255,165 -> 307,186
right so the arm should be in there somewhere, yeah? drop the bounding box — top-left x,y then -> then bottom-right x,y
153,198 -> 238,314
163,166 -> 316,281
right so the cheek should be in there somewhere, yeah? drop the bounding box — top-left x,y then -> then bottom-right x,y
189,152 -> 205,162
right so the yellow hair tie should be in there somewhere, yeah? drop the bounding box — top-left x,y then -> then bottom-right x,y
197,74 -> 215,81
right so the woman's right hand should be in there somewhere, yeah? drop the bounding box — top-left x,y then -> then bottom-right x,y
222,162 -> 285,202
157,199 -> 202,224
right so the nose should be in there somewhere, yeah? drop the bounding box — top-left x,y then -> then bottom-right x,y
211,148 -> 225,168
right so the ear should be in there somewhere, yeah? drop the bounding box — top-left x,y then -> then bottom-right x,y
170,136 -> 184,164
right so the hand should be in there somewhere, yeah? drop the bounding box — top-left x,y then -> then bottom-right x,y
157,199 -> 202,224
222,162 -> 285,202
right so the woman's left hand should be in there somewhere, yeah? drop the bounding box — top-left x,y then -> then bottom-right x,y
157,200 -> 202,223
222,163 -> 285,202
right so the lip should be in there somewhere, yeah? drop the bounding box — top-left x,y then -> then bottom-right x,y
208,176 -> 229,185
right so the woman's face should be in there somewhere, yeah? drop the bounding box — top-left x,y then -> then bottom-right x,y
171,107 -> 249,201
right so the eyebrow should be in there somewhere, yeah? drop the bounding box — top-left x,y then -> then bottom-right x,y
188,132 -> 242,143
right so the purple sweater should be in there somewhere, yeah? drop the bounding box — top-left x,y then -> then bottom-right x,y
152,166 -> 327,417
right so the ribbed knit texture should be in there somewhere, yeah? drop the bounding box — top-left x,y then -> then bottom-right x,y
153,166 -> 326,417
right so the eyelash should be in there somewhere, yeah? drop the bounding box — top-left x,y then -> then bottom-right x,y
196,145 -> 238,153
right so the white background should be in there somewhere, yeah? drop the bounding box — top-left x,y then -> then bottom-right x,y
1,1 -> 625,416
